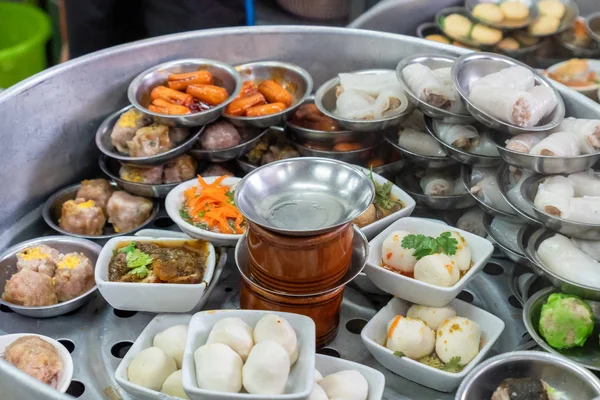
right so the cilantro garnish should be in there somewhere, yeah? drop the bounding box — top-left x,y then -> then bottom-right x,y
441,356 -> 464,373
118,241 -> 153,279
225,189 -> 236,205
369,169 -> 402,211
401,231 -> 458,260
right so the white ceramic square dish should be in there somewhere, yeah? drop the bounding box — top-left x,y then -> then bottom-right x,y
315,354 -> 385,400
364,217 -> 494,306
182,309 -> 315,400
361,297 -> 505,392
95,236 -> 216,313
115,313 -> 192,400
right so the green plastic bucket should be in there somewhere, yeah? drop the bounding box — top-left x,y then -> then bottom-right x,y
0,2 -> 51,88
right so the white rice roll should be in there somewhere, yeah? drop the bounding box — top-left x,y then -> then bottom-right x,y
505,132 -> 548,153
571,237 -> 600,261
432,67 -> 467,114
433,120 -> 479,149
128,347 -> 177,391
551,117 -> 600,154
206,317 -> 254,361
414,253 -> 460,287
528,85 -> 557,125
373,84 -> 409,118
568,170 -> 600,197
406,304 -> 457,330
447,231 -> 472,271
533,175 -> 574,217
490,217 -> 522,253
335,89 -> 376,120
253,314 -> 298,365
530,131 -> 580,157
402,63 -> 454,108
469,85 -> 536,127
309,382 -> 329,400
398,128 -> 446,156
318,370 -> 369,400
338,71 -> 397,97
153,324 -> 188,368
194,343 -> 243,393
242,340 -> 290,395
386,315 -> 435,359
161,370 -> 189,399
381,230 -> 418,273
471,66 -> 535,91
470,133 -> 500,156
456,207 -> 487,237
568,196 -> 600,224
436,317 -> 481,365
402,109 -> 426,131
420,173 -> 453,196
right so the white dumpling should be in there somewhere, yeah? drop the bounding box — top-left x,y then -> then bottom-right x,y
206,317 -> 254,361
386,316 -> 435,359
414,254 -> 460,287
447,231 -> 472,271
406,305 -> 457,330
153,324 -> 188,368
314,369 -> 323,382
436,317 -> 481,365
309,382 -> 329,400
128,347 -> 177,391
254,314 -> 299,365
161,370 -> 189,399
194,343 -> 243,393
381,230 -> 418,273
318,370 -> 369,400
242,340 -> 290,395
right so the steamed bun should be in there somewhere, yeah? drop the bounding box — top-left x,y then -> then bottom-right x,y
414,253 -> 459,287
254,314 -> 299,365
381,230 -> 418,273
206,317 -> 254,361
161,370 -> 189,399
242,340 -> 290,395
407,304 -> 457,330
318,370 -> 368,400
153,324 -> 188,368
309,382 -> 329,400
436,316 -> 481,365
386,316 -> 435,359
194,343 -> 243,393
128,347 -> 177,391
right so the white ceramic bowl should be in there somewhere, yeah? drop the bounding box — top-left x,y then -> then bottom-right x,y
315,354 -> 385,400
0,333 -> 73,393
95,236 -> 216,313
361,297 -> 505,392
356,167 -> 416,241
166,176 -> 244,247
364,217 -> 494,307
182,309 -> 315,400
546,59 -> 600,100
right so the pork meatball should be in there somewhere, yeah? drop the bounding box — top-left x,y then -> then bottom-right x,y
119,164 -> 164,184
59,199 -> 106,236
106,191 -> 154,233
4,336 -> 62,386
2,268 -> 58,306
16,245 -> 61,277
169,127 -> 190,144
111,108 -> 151,153
200,121 -> 241,150
76,179 -> 114,212
54,253 -> 95,301
201,164 -> 232,177
163,155 -> 198,183
127,124 -> 174,157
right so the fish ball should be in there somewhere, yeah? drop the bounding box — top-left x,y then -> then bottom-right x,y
318,370 -> 369,400
381,230 -> 418,273
500,1 -> 530,20
386,316 -> 435,359
436,317 -> 481,365
407,305 -> 457,330
242,340 -> 290,395
153,324 -> 188,368
254,314 -> 299,365
161,370 -> 189,399
194,343 -> 243,393
128,347 -> 177,391
473,3 -> 504,23
309,383 -> 329,400
414,254 -> 460,287
448,231 -> 472,272
314,369 -> 323,382
206,317 -> 254,361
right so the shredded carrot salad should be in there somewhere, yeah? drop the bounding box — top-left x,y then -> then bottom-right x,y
181,175 -> 245,234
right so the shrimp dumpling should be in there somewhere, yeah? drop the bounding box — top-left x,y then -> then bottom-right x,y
194,343 -> 243,393
242,340 -> 290,395
386,316 -> 435,359
381,230 -> 418,273
436,317 -> 481,365
254,314 -> 299,365
206,317 -> 254,361
407,304 -> 457,330
447,231 -> 472,271
153,324 -> 188,368
318,370 -> 369,400
128,347 -> 177,391
414,253 -> 460,287
161,370 -> 189,399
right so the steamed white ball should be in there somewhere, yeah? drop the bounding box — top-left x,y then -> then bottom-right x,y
309,382 -> 329,400
436,316 -> 481,365
127,347 -> 177,391
407,304 -> 457,330
447,231 -> 472,271
314,369 -> 323,382
254,314 -> 299,365
381,230 -> 418,273
242,340 -> 290,395
194,343 -> 243,393
414,253 -> 459,287
319,370 -> 369,400
153,324 -> 188,368
160,370 -> 189,399
206,317 -> 254,361
386,316 -> 435,359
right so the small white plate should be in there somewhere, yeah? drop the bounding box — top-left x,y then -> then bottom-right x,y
315,354 -> 385,400
0,333 -> 73,393
182,309 -> 315,400
547,59 -> 600,100
364,217 -> 493,306
361,297 -> 505,392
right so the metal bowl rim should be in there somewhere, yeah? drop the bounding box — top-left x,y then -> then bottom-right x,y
383,129 -> 452,162
461,164 -> 521,219
190,125 -> 270,155
481,212 -> 527,258
585,11 -> 600,43
496,164 -> 542,225
527,0 -> 580,38
293,139 -> 383,156
98,154 -> 180,189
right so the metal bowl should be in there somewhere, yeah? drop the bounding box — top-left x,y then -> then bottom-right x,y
372,159 -> 405,177
314,69 -> 414,132
396,54 -> 475,125
236,158 -> 258,174
127,58 -> 241,127
557,23 -> 600,58
189,125 -> 269,162
43,182 -> 159,240
452,52 -> 565,135
455,349 -> 600,399
424,116 -> 501,166
495,35 -> 548,61
461,165 -> 520,219
523,286 -> 600,371
435,7 -> 497,48
482,212 -> 529,265
496,163 -> 542,226
586,11 -> 600,44
416,22 -> 444,39
0,236 -> 102,318
294,139 -> 382,165
465,0 -> 537,30
521,173 -> 600,239
234,157 -> 375,236
224,61 -> 313,128
383,129 -> 457,169
96,105 -> 206,166
528,0 -> 579,38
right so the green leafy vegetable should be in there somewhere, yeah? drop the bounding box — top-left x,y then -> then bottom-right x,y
369,169 -> 403,211
393,351 -> 405,357
401,231 -> 458,260
467,22 -> 475,40
441,356 -> 464,373
118,241 -> 153,279
439,15 -> 446,29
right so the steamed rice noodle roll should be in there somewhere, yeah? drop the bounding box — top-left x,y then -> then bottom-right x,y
571,237 -> 600,261
471,66 -> 535,91
338,71 -> 397,96
433,120 -> 479,149
398,128 -> 446,156
407,304 -> 457,330
551,118 -> 600,154
402,109 -> 426,131
468,85 -> 536,127
447,231 -> 472,271
528,86 -> 558,124
457,207 -> 487,237
386,316 -> 435,359
533,175 -> 574,217
530,131 -> 580,156
568,170 -> 600,197
372,85 -> 409,118
431,68 -> 467,114
414,253 -> 460,287
470,133 -> 500,156
490,217 -> 522,253
568,196 -> 600,224
420,173 -> 454,196
318,370 -> 369,400
381,230 -> 418,273
335,85 -> 408,120
436,317 -> 481,365
470,167 -> 515,214
402,63 -> 456,109
505,132 -> 548,153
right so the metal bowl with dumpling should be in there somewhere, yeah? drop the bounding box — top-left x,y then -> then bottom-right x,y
383,129 -> 456,169
189,123 -> 270,163
496,164 -> 542,226
461,165 -> 520,219
481,212 -> 529,265
294,137 -> 383,166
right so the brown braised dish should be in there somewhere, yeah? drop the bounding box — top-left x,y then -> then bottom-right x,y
108,240 -> 209,284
